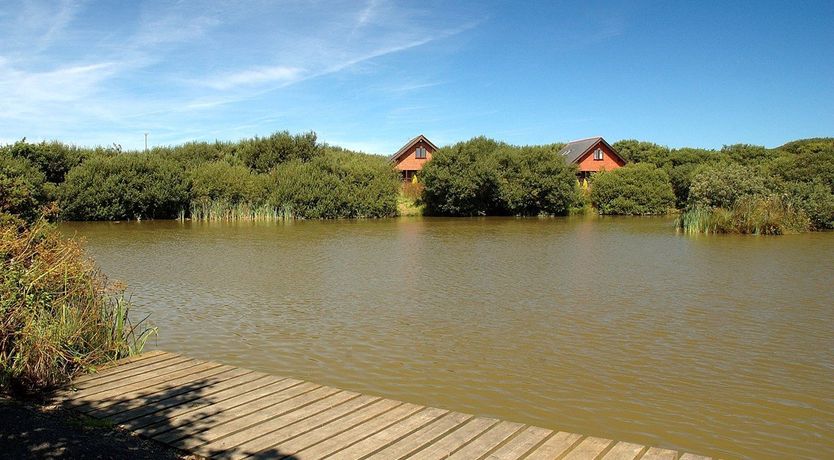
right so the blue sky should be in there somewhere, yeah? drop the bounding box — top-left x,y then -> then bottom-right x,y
1,0 -> 832,154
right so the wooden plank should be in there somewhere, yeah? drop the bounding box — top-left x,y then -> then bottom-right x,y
524,431 -> 583,460
161,384 -> 338,449
135,377 -> 304,438
216,394 -> 379,459
106,368 -> 260,424
327,407 -> 448,460
64,356 -> 197,398
679,453 -> 712,460
407,417 -> 497,460
70,350 -> 169,384
602,441 -> 646,460
62,354 -> 185,393
68,361 -> 223,408
562,436 -> 614,460
365,412 -> 472,460
292,402 -> 423,459
486,425 -> 552,460
445,420 -> 524,459
194,390 -> 359,457
641,446 -> 679,460
251,399 -> 403,459
91,362 -> 234,409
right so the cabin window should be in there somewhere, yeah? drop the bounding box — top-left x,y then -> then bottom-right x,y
415,146 -> 427,159
593,148 -> 603,160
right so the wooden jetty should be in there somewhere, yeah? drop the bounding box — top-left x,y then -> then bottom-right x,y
58,350 -> 715,459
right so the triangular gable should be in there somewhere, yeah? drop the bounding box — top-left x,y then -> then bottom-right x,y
389,134 -> 438,163
558,137 -> 625,164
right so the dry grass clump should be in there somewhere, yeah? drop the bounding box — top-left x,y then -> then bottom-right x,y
1,220 -> 155,395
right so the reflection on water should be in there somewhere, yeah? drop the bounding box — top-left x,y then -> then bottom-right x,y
61,216 -> 834,459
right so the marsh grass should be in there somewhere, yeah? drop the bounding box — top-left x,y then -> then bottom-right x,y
678,196 -> 810,235
188,200 -> 292,222
0,220 -> 156,395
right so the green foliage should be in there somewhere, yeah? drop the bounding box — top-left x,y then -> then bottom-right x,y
783,181 -> 834,230
590,163 -> 675,215
497,147 -> 580,216
239,131 -> 322,173
60,154 -> 188,220
720,143 -> 776,165
150,141 -> 230,167
270,150 -> 399,218
612,139 -> 670,164
768,143 -> 834,193
2,139 -> 87,184
420,137 -> 504,216
1,220 -> 155,394
0,153 -> 49,224
688,163 -> 768,209
677,196 -> 810,235
188,161 -> 267,205
420,137 -> 579,216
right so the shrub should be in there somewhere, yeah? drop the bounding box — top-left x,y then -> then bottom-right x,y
590,163 -> 675,215
3,139 -> 88,184
688,163 -> 768,209
612,140 -> 670,164
271,150 -> 399,218
1,220 -> 154,394
678,196 -> 810,235
496,147 -> 580,216
239,131 -> 322,173
420,137 -> 504,216
60,154 -> 188,220
420,137 -> 578,216
784,181 -> 834,230
0,153 -> 49,224
188,161 -> 267,205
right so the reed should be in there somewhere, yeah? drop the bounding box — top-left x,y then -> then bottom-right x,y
188,200 -> 294,221
0,220 -> 156,394
677,196 -> 810,235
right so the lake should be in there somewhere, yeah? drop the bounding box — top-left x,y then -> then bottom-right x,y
61,216 -> 834,459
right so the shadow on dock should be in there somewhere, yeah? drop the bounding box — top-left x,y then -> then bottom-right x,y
57,368 -> 300,459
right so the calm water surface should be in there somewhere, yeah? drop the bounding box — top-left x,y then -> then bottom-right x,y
61,217 -> 834,459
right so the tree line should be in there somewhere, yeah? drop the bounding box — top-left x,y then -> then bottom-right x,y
1,131 -> 832,232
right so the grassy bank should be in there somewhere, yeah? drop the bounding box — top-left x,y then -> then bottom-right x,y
0,219 -> 155,395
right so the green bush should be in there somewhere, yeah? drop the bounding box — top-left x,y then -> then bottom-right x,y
590,163 -> 675,215
678,196 -> 810,235
688,163 -> 768,209
2,139 -> 88,184
0,153 -> 50,224
239,131 -> 322,173
188,161 -> 267,205
1,220 -> 154,394
783,181 -> 834,230
271,150 -> 399,218
420,137 -> 503,216
420,137 -> 578,216
60,154 -> 188,220
496,147 -> 580,216
612,139 -> 670,165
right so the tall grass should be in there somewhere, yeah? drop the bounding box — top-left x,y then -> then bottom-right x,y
188,200 -> 293,222
677,196 -> 810,235
1,220 -> 156,394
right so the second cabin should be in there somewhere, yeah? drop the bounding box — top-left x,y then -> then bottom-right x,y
557,136 -> 626,181
389,134 -> 438,181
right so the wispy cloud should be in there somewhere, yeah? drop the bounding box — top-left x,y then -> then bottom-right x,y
0,0 -> 482,149
202,66 -> 305,90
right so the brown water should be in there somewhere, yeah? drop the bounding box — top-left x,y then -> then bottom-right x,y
61,217 -> 834,459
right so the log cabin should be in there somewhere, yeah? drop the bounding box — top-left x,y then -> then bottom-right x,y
557,136 -> 626,181
389,134 -> 438,181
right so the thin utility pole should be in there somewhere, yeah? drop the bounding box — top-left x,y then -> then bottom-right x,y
144,132 -> 149,152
